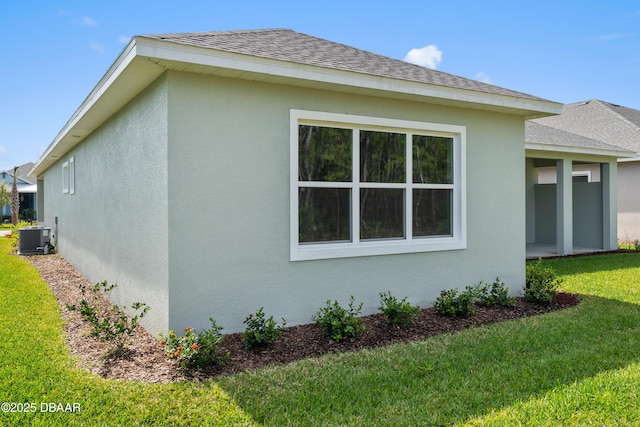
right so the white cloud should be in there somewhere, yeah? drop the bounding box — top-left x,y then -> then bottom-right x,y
404,45 -> 442,69
90,42 -> 104,53
474,72 -> 492,84
75,16 -> 98,27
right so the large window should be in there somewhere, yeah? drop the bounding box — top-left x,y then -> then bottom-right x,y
291,110 -> 466,260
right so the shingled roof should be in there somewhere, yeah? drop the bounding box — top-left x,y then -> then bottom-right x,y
530,99 -> 640,154
142,29 -> 546,102
525,121 -> 631,154
32,28 -> 562,178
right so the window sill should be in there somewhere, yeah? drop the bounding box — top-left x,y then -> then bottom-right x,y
290,237 -> 466,261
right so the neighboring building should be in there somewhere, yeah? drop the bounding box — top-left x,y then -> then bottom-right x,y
31,29 -> 565,335
529,100 -> 640,242
1,162 -> 37,221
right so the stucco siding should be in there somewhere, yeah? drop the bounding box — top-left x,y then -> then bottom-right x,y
618,161 -> 640,241
165,71 -> 525,333
40,75 -> 171,334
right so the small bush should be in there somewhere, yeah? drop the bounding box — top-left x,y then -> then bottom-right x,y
379,291 -> 421,327
525,259 -> 561,303
159,318 -> 228,369
474,277 -> 516,308
434,287 -> 475,317
242,307 -> 286,349
66,281 -> 149,357
313,296 -> 365,342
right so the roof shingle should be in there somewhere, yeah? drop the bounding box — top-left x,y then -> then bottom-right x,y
142,29 -> 547,102
530,99 -> 640,153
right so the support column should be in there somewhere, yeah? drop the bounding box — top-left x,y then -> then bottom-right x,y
556,159 -> 573,255
601,161 -> 618,250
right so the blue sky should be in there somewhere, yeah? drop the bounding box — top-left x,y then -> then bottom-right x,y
1,0 -> 639,173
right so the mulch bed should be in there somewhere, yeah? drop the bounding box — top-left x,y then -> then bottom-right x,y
23,252 -> 580,383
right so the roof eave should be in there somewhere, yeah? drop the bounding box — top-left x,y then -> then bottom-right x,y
526,142 -> 636,159
31,36 -> 561,177
135,37 -> 562,117
30,39 -> 166,177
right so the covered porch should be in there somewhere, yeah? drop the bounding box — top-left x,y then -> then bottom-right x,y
525,122 -> 633,259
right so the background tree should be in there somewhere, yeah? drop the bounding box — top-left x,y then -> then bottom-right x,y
0,182 -> 9,213
11,166 -> 19,225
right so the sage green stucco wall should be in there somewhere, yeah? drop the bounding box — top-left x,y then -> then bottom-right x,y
166,71 -> 526,333
41,75 -> 170,334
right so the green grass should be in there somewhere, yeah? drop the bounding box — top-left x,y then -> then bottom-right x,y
2,238 -> 640,426
0,238 -> 254,426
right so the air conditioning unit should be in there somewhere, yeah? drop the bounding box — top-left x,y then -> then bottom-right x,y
18,226 -> 52,255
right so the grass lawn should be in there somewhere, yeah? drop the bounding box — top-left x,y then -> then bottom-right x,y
2,237 -> 640,426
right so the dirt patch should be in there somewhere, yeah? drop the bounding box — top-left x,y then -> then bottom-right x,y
24,253 -> 579,382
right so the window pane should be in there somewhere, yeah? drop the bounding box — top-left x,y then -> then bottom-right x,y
360,189 -> 404,240
299,125 -> 352,182
360,131 -> 405,183
413,189 -> 452,237
412,135 -> 453,184
299,187 -> 351,243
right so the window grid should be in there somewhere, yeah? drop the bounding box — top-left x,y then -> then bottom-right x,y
291,110 -> 465,261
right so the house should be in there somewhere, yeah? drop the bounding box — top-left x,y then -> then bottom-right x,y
528,100 -> 640,243
1,162 -> 37,221
30,29 -> 564,335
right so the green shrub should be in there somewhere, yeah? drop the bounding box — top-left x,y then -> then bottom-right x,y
66,281 -> 149,357
434,287 -> 475,317
242,307 -> 286,349
525,259 -> 561,303
474,277 -> 516,308
159,318 -> 228,369
379,291 -> 421,327
313,296 -> 365,342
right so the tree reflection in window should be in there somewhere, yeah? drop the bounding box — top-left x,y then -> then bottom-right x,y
360,131 -> 405,183
298,126 -> 352,182
298,125 -> 455,244
412,135 -> 452,184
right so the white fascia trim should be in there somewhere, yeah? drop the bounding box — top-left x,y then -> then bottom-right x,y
618,155 -> 640,163
135,38 -> 561,116
31,40 -> 140,177
290,109 -> 467,261
526,142 -> 635,159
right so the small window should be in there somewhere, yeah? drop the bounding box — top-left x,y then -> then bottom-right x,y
69,156 -> 75,194
290,110 -> 466,261
62,156 -> 75,195
62,161 -> 70,194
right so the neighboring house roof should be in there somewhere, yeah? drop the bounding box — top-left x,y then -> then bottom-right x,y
525,121 -> 635,157
32,28 -> 562,177
1,162 -> 36,186
529,99 -> 640,155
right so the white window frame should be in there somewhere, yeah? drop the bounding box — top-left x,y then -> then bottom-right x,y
62,161 -> 70,194
62,156 -> 75,195
572,170 -> 591,182
69,156 -> 75,194
290,109 -> 466,261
